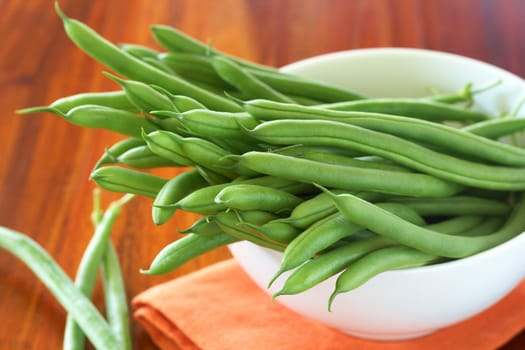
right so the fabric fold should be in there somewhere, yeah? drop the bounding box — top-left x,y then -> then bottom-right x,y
132,259 -> 525,350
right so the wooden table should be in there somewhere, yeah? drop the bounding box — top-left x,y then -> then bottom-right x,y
1,0 -> 525,348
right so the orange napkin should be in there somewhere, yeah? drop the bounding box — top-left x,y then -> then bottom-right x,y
132,259 -> 525,350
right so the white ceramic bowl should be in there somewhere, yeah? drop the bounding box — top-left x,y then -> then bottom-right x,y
228,48 -> 525,341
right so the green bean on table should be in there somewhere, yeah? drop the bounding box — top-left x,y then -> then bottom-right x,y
0,227 -> 124,350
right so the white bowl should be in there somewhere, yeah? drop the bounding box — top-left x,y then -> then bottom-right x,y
228,48 -> 525,341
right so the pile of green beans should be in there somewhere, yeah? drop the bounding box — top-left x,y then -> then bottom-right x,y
17,4 -> 525,310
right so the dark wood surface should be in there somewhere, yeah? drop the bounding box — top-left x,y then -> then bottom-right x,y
1,1 -> 525,349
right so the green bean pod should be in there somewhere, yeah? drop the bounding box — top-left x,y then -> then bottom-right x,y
211,55 -> 296,103
103,72 -> 176,113
0,227 -> 123,350
300,152 -> 412,173
246,119 -> 525,190
271,202 -> 425,285
119,43 -> 160,59
318,98 -> 489,122
329,246 -> 439,310
71,104 -> 159,137
423,215 -> 485,235
142,232 -> 237,275
242,221 -> 301,244
116,145 -> 180,168
170,94 -> 208,112
64,194 -> 132,350
178,216 -> 223,236
214,184 -> 303,213
211,210 -> 286,251
320,187 -> 525,258
159,52 -> 235,90
172,109 -> 260,141
101,243 -> 132,350
150,24 -> 277,73
17,90 -> 138,115
142,130 -> 193,166
228,151 -> 464,197
94,137 -> 145,169
90,166 -> 168,198
394,195 -> 511,216
152,169 -> 209,225
179,136 -> 238,178
279,190 -> 384,228
463,117 -> 525,139
162,183 -> 231,214
274,236 -> 395,298
240,99 -> 525,167
55,5 -> 241,112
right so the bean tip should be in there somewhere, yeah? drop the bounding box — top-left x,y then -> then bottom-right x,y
54,2 -> 68,21
102,71 -> 125,85
223,91 -> 245,107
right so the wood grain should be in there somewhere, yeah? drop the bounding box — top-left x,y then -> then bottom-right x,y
1,0 -> 525,349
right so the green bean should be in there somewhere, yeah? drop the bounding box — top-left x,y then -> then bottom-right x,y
394,195 -> 511,216
90,166 -> 168,198
318,98 -> 488,122
246,68 -> 365,103
278,190 -> 384,228
161,183 -> 230,214
228,151 -> 464,197
55,5 -> 241,112
94,137 -> 145,169
141,56 -> 177,75
119,43 -> 160,60
170,109 -> 259,141
423,215 -> 485,235
270,144 -> 366,158
150,24 -> 277,73
142,232 -> 237,275
22,104 -> 159,139
270,202 -> 425,286
300,151 -> 412,173
116,145 -> 180,168
103,72 -> 176,114
211,210 -> 286,251
0,227 -> 123,350
329,246 -> 439,310
63,193 -> 132,350
178,216 -> 223,236
101,243 -> 132,350
17,90 -> 138,115
158,52 -> 326,104
178,136 -> 237,179
159,52 -> 235,90
142,129 -> 193,166
246,119 -> 525,190
235,175 -> 316,195
242,220 -> 301,244
195,165 -> 231,185
319,187 -> 525,258
240,100 -> 525,167
274,236 -> 395,298
153,169 -> 209,225
211,56 -> 296,103
459,216 -> 505,237
170,95 -> 208,112
214,184 -> 303,213
463,117 -> 525,139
